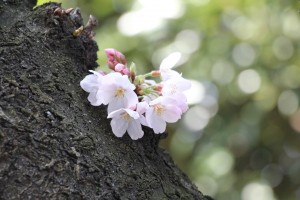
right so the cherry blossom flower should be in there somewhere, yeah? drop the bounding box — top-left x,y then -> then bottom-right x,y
81,49 -> 191,140
136,101 -> 149,126
162,75 -> 191,97
108,108 -> 144,140
99,72 -> 138,113
80,70 -> 103,106
159,52 -> 182,81
146,96 -> 182,134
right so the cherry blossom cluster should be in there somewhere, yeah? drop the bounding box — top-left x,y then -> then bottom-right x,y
80,49 -> 191,140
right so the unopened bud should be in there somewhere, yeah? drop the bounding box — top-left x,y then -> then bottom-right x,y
129,62 -> 137,78
154,83 -> 163,93
121,68 -> 130,76
105,48 -> 127,65
115,63 -> 125,72
151,70 -> 161,77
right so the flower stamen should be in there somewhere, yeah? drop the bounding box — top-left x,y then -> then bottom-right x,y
122,112 -> 132,122
154,104 -> 165,116
115,87 -> 125,97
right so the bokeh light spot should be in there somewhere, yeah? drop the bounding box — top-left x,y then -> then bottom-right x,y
231,16 -> 256,40
237,69 -> 261,94
195,176 -> 218,197
117,11 -> 163,36
242,182 -> 276,200
117,0 -> 185,36
272,36 -> 294,61
206,149 -> 234,177
232,43 -> 256,67
261,164 -> 283,187
184,106 -> 210,131
211,60 -> 235,85
277,90 -> 298,116
174,30 -> 201,54
282,10 -> 300,39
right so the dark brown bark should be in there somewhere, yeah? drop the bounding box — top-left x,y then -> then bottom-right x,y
0,1 -> 211,199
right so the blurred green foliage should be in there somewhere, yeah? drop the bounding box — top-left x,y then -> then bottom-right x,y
37,0 -> 300,199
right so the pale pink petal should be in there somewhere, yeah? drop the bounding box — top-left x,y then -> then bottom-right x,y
177,100 -> 188,113
161,105 -> 182,123
146,108 -> 166,133
115,63 -> 125,72
136,102 -> 149,115
96,87 -> 114,105
110,118 -> 128,137
127,120 -> 144,140
103,72 -> 122,85
149,96 -> 176,106
145,107 -> 154,126
124,91 -> 138,108
116,75 -> 135,90
151,115 -> 167,134
80,74 -> 101,92
108,99 -> 125,114
161,70 -> 180,81
160,52 -> 181,70
88,92 -> 102,106
177,78 -> 191,91
107,108 -> 124,118
125,109 -> 139,119
139,115 -> 148,127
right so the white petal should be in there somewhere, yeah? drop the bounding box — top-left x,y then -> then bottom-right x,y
108,98 -> 125,114
145,107 -> 154,127
80,74 -> 101,92
139,115 -> 148,127
89,70 -> 104,77
125,109 -> 139,119
97,85 -> 115,105
146,110 -> 166,134
136,101 -> 149,115
127,120 -> 144,140
116,75 -> 135,90
103,72 -> 122,85
88,91 -> 102,106
107,108 -> 125,118
124,91 -> 138,108
160,52 -> 181,70
152,115 -> 167,134
149,96 -> 175,106
110,118 -> 128,137
178,78 -> 192,91
161,105 -> 182,123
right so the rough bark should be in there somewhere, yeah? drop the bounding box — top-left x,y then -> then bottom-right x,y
0,1 -> 211,199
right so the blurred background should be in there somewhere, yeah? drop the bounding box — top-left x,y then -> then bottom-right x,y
37,0 -> 300,199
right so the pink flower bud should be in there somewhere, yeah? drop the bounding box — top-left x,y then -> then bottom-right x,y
154,83 -> 163,95
115,63 -> 125,72
105,48 -> 127,65
122,68 -> 130,76
107,60 -> 115,70
151,70 -> 161,77
105,48 -> 115,57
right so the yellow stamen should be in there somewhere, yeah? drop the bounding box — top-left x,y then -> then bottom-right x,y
122,112 -> 131,122
154,104 -> 165,116
115,87 -> 125,97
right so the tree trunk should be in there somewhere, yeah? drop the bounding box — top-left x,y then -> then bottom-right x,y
0,1 -> 211,199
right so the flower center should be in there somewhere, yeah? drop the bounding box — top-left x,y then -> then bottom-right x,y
154,104 -> 165,116
115,87 -> 125,97
122,112 -> 132,122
